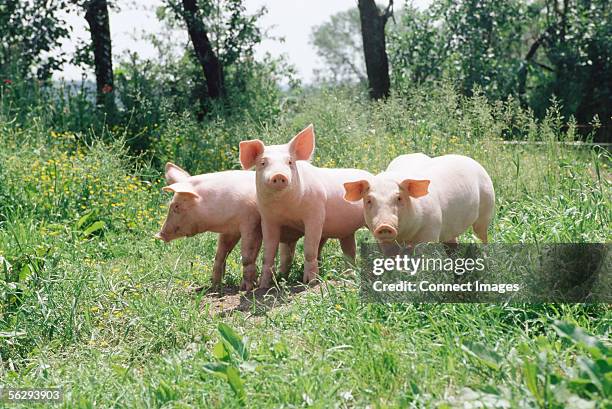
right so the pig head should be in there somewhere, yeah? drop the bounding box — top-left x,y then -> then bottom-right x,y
155,163 -> 204,242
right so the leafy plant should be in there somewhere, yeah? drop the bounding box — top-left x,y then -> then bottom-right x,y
450,320 -> 610,408
0,0 -> 72,79
75,211 -> 106,239
202,323 -> 254,404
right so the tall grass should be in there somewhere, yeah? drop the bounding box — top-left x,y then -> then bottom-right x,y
0,84 -> 610,407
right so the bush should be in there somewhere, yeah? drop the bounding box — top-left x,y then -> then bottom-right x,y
388,0 -> 612,141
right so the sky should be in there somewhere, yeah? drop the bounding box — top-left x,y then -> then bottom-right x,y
59,0 -> 431,84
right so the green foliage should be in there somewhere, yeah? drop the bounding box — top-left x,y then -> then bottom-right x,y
0,81 -> 610,406
0,76 -> 102,137
388,5 -> 449,86
390,0 -> 532,99
109,1 -> 294,153
0,0 -> 71,80
448,322 -> 610,408
388,0 -> 611,141
1,0 -> 293,156
160,0 -> 265,67
204,323 -> 252,403
523,0 -> 612,129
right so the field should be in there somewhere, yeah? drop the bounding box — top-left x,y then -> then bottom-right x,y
0,87 -> 610,408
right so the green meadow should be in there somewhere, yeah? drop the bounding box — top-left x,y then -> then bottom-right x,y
1,85 -> 610,407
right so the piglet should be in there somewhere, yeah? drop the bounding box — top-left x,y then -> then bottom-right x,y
239,125 -> 373,288
156,163 -> 305,291
155,163 -> 263,290
344,154 -> 494,245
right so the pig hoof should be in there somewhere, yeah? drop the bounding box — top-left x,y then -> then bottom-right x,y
258,278 -> 272,289
303,278 -> 319,287
302,272 -> 318,285
258,271 -> 274,289
240,280 -> 254,292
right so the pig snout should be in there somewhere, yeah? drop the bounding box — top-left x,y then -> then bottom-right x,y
154,232 -> 169,242
373,224 -> 398,241
155,224 -> 181,242
267,173 -> 289,190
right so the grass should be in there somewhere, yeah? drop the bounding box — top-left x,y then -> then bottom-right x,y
0,86 -> 610,408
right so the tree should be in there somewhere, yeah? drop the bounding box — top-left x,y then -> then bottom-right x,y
388,0 -> 610,141
179,0 -> 224,99
310,8 -> 366,83
389,0 -> 532,99
163,0 -> 264,110
357,0 -> 393,99
521,0 -> 611,141
84,0 -> 116,114
438,0 -> 529,99
0,0 -> 70,80
388,5 -> 449,87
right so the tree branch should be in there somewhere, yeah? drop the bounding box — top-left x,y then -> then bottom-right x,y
533,61 -> 554,72
524,24 -> 555,62
518,25 -> 556,97
524,34 -> 546,61
382,0 -> 394,23
338,52 -> 367,82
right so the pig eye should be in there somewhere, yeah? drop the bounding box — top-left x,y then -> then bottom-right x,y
366,198 -> 372,205
259,160 -> 266,167
288,159 -> 293,165
397,196 -> 402,203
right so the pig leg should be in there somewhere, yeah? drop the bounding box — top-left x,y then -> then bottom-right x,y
473,222 -> 489,244
212,233 -> 240,287
444,237 -> 458,249
259,221 -> 281,289
339,234 -> 356,262
279,240 -> 297,278
474,190 -> 494,244
302,220 -> 324,284
239,224 -> 262,292
473,210 -> 492,244
380,241 -> 402,258
443,237 -> 459,258
317,238 -> 328,261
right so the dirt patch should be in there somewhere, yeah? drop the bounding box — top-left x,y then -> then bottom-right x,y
195,280 -> 347,316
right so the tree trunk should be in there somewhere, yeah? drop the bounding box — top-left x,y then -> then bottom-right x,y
517,24 -> 556,101
357,0 -> 392,99
181,0 -> 225,100
84,0 -> 116,115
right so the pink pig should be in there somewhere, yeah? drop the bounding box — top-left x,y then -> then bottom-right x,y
239,124 -> 373,288
155,163 -> 303,291
344,154 -> 495,245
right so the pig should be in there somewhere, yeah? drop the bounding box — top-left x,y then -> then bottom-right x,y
155,163 -> 303,291
343,154 -> 494,246
239,124 -> 373,288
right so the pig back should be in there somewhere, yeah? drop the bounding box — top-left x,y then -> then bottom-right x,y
386,153 -> 433,173
426,155 -> 493,239
317,167 -> 373,238
190,170 -> 260,231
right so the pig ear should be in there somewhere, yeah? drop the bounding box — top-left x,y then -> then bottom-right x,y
289,124 -> 315,161
162,183 -> 199,199
343,180 -> 370,202
239,139 -> 265,169
399,179 -> 430,198
165,162 -> 191,184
